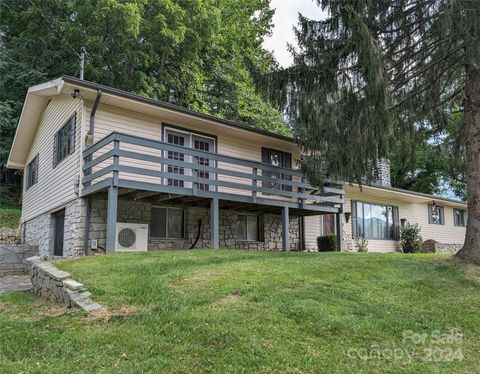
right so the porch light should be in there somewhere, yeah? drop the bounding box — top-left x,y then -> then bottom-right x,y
344,212 -> 351,223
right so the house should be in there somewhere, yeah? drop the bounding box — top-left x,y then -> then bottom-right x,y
312,162 -> 468,253
7,77 -> 466,257
7,76 -> 344,257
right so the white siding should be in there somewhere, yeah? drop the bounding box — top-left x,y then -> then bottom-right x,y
85,102 -> 300,200
343,187 -> 466,252
304,215 -> 321,250
22,95 -> 82,222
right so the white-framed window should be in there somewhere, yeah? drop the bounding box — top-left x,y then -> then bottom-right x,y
26,154 -> 39,190
163,127 -> 216,191
353,201 -> 399,240
53,114 -> 76,167
428,204 -> 444,225
150,207 -> 185,239
237,214 -> 263,241
453,209 -> 466,227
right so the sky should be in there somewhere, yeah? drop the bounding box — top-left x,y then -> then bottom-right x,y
263,0 -> 328,67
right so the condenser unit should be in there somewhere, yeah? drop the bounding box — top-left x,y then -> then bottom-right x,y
115,223 -> 149,252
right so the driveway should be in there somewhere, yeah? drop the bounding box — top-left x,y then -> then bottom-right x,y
0,276 -> 32,294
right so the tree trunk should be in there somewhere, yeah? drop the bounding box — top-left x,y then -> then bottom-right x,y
455,61 -> 480,265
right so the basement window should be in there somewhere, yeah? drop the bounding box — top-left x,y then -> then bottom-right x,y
237,214 -> 264,241
150,207 -> 185,239
26,154 -> 39,190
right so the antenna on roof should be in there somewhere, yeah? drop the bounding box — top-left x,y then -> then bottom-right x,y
80,47 -> 86,80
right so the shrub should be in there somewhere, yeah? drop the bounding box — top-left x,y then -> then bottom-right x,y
317,234 -> 338,252
401,223 -> 423,253
354,236 -> 369,252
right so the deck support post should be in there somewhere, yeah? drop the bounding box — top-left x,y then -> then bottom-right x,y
210,197 -> 219,249
281,206 -> 289,251
106,185 -> 118,253
336,213 -> 344,251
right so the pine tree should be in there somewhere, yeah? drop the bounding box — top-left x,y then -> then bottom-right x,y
263,0 -> 480,264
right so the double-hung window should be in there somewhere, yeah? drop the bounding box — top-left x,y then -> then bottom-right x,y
261,148 -> 292,192
428,204 -> 444,225
53,114 -> 76,167
26,154 -> 39,190
453,209 -> 466,227
150,207 -> 185,239
352,201 -> 399,240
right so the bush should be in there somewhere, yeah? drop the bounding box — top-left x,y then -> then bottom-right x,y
317,234 -> 338,252
401,223 -> 423,253
354,236 -> 369,252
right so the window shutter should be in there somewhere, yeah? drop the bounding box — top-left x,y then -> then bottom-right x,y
34,155 -> 39,184
440,207 -> 445,225
283,152 -> 292,192
69,113 -> 76,154
261,148 -> 269,163
428,205 -> 432,224
351,200 -> 357,238
393,206 -> 400,240
258,215 -> 265,242
53,133 -> 58,167
261,148 -> 270,191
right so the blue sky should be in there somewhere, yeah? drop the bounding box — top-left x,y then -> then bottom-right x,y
263,0 -> 328,67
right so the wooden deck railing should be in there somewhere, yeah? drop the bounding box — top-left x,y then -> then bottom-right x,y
81,132 -> 343,212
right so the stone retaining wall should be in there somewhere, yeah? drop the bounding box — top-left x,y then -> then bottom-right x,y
26,256 -> 101,312
422,240 -> 462,255
0,227 -> 20,245
0,245 -> 38,276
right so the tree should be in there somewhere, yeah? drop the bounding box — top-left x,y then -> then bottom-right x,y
0,0 -> 288,184
263,0 -> 479,264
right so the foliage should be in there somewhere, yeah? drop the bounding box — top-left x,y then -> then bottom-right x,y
0,0 -> 288,179
316,234 -> 337,252
354,236 -> 369,253
2,250 -> 479,373
400,223 -> 424,253
261,0 -> 479,261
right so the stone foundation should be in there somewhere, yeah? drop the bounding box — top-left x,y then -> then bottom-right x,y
26,256 -> 102,312
0,244 -> 38,276
89,199 -> 300,252
0,227 -> 20,245
22,199 -> 86,257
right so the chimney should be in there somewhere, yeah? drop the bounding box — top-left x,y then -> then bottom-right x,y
375,159 -> 391,187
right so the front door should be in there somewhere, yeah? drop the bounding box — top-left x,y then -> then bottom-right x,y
53,210 -> 65,256
165,130 -> 189,188
192,135 -> 215,191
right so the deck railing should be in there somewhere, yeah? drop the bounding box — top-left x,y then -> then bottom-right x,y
81,132 -> 343,212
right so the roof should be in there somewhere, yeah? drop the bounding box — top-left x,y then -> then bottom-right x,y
345,183 -> 467,208
7,76 -> 295,169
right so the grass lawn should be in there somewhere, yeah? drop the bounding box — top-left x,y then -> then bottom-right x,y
1,250 -> 479,373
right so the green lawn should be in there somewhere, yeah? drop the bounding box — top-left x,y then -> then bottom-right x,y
1,250 -> 479,373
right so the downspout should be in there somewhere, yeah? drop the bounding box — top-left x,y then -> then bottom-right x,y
83,89 -> 102,255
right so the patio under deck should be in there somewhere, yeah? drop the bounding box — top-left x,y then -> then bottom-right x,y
81,132 -> 344,251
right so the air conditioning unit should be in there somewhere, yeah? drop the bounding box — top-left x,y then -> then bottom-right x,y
115,223 -> 149,252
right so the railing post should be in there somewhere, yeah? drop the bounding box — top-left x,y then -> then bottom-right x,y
106,185 -> 118,253
210,197 -> 219,249
113,139 -> 120,187
252,167 -> 257,203
298,176 -> 305,208
281,206 -> 289,251
336,212 -> 344,252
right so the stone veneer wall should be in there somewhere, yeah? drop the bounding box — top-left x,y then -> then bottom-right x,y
22,199 -> 87,257
89,199 -> 300,251
26,256 -> 102,312
0,244 -> 38,276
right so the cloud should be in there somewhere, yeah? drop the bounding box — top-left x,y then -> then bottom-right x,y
263,0 -> 328,67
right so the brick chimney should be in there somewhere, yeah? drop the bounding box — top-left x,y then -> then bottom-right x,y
375,159 -> 391,187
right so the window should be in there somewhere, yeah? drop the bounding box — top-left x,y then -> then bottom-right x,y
454,209 -> 466,227
237,214 -> 263,241
26,154 -> 39,190
150,207 -> 184,238
261,148 -> 292,192
53,114 -> 76,166
353,201 -> 399,240
428,204 -> 444,225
